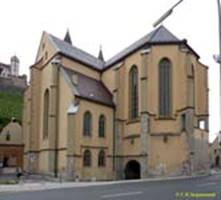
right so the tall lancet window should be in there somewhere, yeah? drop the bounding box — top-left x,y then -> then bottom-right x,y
159,58 -> 172,117
83,111 -> 92,136
43,89 -> 49,139
98,115 -> 105,138
129,65 -> 138,119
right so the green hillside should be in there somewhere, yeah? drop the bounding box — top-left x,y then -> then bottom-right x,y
0,91 -> 23,130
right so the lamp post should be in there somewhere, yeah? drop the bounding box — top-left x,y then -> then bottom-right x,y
153,0 -> 184,28
214,0 -> 221,143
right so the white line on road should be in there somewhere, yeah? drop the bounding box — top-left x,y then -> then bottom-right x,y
101,191 -> 143,199
197,182 -> 217,187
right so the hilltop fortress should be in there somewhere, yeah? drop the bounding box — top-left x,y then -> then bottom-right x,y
0,56 -> 27,93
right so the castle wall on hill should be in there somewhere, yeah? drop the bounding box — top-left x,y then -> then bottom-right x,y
0,75 -> 27,94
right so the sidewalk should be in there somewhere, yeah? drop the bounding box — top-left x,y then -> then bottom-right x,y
0,173 -> 211,194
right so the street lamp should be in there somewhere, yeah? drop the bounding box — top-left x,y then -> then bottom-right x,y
214,0 -> 221,143
154,0 -> 221,144
153,0 -> 184,28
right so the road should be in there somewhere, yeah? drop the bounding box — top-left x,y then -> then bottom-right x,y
0,174 -> 221,200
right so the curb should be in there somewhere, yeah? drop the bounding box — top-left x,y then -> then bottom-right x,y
0,173 -> 210,194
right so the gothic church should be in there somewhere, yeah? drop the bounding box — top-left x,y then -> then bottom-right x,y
23,26 -> 209,180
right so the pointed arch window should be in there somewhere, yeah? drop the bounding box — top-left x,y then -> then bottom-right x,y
83,111 -> 92,136
43,89 -> 49,139
83,149 -> 91,167
129,65 -> 138,119
190,64 -> 195,78
98,150 -> 106,167
159,58 -> 172,117
99,115 -> 105,138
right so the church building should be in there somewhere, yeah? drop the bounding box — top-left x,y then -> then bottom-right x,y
23,26 -> 209,180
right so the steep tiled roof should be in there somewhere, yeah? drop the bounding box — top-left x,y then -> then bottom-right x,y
48,26 -> 183,71
64,68 -> 114,107
49,34 -> 105,70
105,26 -> 180,67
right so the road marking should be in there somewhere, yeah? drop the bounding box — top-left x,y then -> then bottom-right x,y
197,182 -> 217,187
101,191 -> 143,199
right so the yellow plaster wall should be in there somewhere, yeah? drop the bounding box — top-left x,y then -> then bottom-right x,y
57,69 -> 74,149
74,100 -> 113,154
195,62 -> 208,115
101,66 -> 115,93
58,150 -> 67,172
35,32 -> 57,65
38,63 -> 53,150
23,86 -> 31,153
73,99 -> 114,180
123,137 -> 141,156
149,134 -> 188,175
61,57 -> 100,80
149,45 -> 186,115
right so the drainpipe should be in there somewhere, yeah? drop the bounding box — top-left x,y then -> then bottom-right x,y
113,109 -> 116,172
51,57 -> 61,177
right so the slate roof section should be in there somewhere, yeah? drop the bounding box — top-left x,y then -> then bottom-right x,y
49,34 -> 105,70
105,26 -> 180,67
48,26 -> 191,70
64,68 -> 114,107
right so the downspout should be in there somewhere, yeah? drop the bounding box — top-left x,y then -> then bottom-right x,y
113,108 -> 116,172
54,61 -> 61,178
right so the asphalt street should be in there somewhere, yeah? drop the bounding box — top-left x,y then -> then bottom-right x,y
1,174 -> 221,200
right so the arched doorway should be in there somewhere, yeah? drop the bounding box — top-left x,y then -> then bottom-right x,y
215,155 -> 220,167
124,160 -> 141,179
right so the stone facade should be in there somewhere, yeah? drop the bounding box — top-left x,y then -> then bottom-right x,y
23,26 -> 209,180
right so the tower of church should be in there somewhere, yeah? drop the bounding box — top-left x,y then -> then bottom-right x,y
10,55 -> 19,76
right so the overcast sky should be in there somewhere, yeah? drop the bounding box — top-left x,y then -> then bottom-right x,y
0,0 -> 219,142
